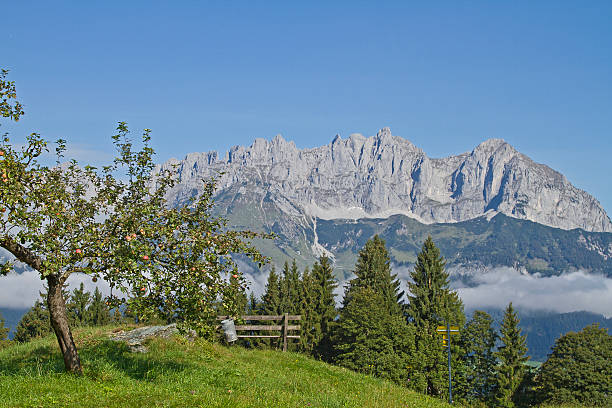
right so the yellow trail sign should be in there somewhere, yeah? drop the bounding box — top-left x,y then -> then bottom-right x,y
436,326 -> 459,333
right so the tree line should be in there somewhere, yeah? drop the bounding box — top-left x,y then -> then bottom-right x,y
239,236 -> 611,407
1,283 -> 132,344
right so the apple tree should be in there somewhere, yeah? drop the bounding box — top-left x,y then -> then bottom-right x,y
0,70 -> 270,374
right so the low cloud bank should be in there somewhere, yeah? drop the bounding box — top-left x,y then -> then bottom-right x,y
0,271 -> 112,309
453,267 -> 612,318
236,258 -> 268,299
4,263 -> 609,319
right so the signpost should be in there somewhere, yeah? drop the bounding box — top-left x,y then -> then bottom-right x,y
436,324 -> 459,404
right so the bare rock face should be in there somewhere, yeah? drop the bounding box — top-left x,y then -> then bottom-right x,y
160,128 -> 612,233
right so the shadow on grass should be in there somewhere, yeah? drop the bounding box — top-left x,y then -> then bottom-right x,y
0,339 -> 189,381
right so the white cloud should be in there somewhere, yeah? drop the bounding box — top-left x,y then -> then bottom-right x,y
236,258 -> 268,299
6,262 -> 607,319
0,271 -> 112,309
454,267 -> 612,318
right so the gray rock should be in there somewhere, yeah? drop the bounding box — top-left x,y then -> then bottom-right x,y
159,128 -> 612,233
109,324 -> 178,353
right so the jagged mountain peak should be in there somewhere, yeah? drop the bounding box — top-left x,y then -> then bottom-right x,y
162,128 -> 612,233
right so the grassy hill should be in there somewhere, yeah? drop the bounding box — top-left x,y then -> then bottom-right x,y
0,325 -> 449,408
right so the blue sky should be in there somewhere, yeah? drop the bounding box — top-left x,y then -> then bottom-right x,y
3,1 -> 611,215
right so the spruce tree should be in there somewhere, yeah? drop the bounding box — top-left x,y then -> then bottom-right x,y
310,255 -> 338,360
494,302 -> 529,408
247,292 -> 260,315
262,265 -> 282,347
68,283 -> 91,326
279,260 -> 301,314
0,311 -> 9,344
406,236 -> 465,398
459,310 -> 497,404
262,265 -> 281,316
333,286 -> 415,385
344,235 -> 403,315
88,287 -> 111,326
14,300 -> 51,342
333,236 -> 414,383
298,266 -> 317,353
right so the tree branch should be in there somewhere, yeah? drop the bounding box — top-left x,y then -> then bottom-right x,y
0,235 -> 44,272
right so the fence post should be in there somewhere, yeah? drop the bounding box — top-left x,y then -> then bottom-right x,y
283,312 -> 289,352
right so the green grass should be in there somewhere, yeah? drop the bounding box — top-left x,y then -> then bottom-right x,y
0,326 -> 450,408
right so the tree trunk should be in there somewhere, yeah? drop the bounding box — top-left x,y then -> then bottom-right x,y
47,274 -> 82,374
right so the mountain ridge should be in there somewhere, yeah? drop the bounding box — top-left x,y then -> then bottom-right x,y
161,128 -> 612,233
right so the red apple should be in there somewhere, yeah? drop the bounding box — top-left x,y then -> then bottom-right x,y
232,274 -> 238,279
75,249 -> 82,254
143,255 -> 149,260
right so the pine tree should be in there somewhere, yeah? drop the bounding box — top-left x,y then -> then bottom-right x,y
406,236 -> 465,398
494,302 -> 529,408
247,292 -> 260,315
344,235 -> 403,315
333,236 -> 414,383
298,266 -> 317,353
279,260 -> 301,314
333,286 -> 415,385
14,300 -> 51,342
0,311 -> 10,345
68,283 -> 91,326
458,310 -> 497,404
262,265 -> 281,316
88,287 -> 111,326
261,265 -> 282,348
310,255 -> 338,360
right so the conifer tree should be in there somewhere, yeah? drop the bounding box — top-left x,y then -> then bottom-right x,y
261,265 -> 282,347
14,300 -> 50,342
247,292 -> 260,315
459,310 -> 497,404
310,255 -> 338,359
494,302 -> 529,408
88,287 -> 111,326
262,265 -> 281,316
68,283 -> 91,327
406,236 -> 465,397
298,266 -> 317,352
279,260 -> 301,314
333,286 -> 415,385
0,311 -> 9,344
333,236 -> 414,383
344,235 -> 403,315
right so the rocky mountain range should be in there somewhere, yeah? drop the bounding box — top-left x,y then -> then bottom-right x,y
156,128 -> 612,276
162,127 -> 611,234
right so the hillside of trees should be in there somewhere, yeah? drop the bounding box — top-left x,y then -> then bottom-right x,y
7,235 -> 611,406
315,213 -> 612,277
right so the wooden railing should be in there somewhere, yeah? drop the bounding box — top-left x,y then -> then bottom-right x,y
217,313 -> 301,352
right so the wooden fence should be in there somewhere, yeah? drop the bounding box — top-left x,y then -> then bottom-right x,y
217,313 -> 301,352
